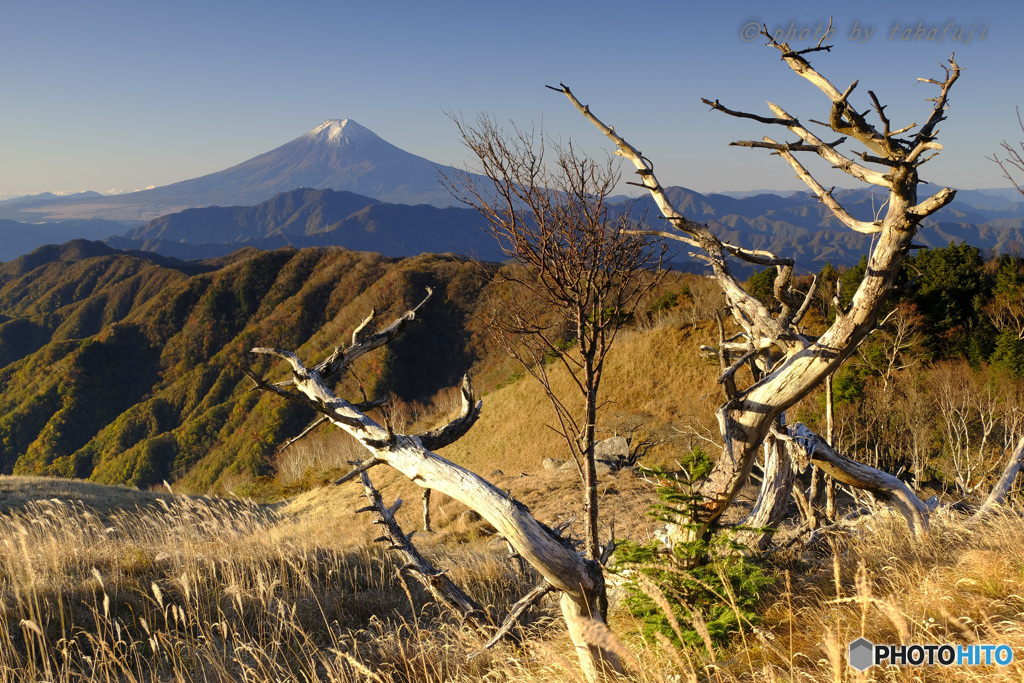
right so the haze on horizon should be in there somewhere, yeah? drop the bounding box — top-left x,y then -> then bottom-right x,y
2,0 -> 1020,199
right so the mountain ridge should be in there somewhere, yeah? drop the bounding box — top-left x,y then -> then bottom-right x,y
106,187 -> 500,261
0,185 -> 999,271
0,114 -> 1021,269
0,244 -> 500,491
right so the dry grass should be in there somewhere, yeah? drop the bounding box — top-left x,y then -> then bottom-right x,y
0,488 -> 547,682
273,321 -> 723,552
272,431 -> 368,488
0,475 -> 177,518
742,506 -> 1024,682
2,474 -> 1024,682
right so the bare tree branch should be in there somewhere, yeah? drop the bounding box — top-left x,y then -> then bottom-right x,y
764,102 -> 891,187
975,436 -> 1024,518
415,375 -> 483,451
770,138 -> 882,233
788,423 -> 929,540
317,288 -> 434,382
730,137 -> 847,153
988,106 -> 1024,198
357,470 -> 491,630
333,456 -> 384,485
550,83 -> 796,357
700,97 -> 796,126
470,581 -> 556,658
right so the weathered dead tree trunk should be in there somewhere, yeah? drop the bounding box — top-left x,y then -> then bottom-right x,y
553,33 -> 961,544
736,432 -> 796,550
421,488 -> 432,532
824,373 -> 837,519
975,435 -> 1024,518
246,292 -> 622,681
807,467 -> 825,521
788,423 -> 930,539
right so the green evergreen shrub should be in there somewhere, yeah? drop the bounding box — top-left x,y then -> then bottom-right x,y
614,449 -> 775,653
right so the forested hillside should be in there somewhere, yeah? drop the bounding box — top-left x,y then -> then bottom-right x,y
104,187 -> 502,261
0,242 -> 494,492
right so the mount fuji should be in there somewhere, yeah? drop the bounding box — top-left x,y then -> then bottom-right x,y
3,120 -> 465,223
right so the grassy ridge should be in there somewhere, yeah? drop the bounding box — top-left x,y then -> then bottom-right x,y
2,245 -> 1024,680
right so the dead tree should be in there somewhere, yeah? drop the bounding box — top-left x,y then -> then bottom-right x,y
552,31 -> 960,545
444,117 -> 665,562
788,423 -> 930,538
976,435 -> 1024,518
246,291 -> 624,681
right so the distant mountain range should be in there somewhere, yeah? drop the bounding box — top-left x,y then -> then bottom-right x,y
621,186 -> 1024,271
97,184 -> 1024,272
0,117 -> 1022,269
105,187 -> 499,261
2,183 -> 1023,270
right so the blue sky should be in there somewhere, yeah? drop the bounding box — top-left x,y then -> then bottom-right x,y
1,0 -> 1019,198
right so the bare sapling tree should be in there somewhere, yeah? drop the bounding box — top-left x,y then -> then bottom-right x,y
444,115 -> 665,564
857,303 -> 927,392
246,291 -> 627,681
989,106 -> 1024,198
551,29 -> 961,545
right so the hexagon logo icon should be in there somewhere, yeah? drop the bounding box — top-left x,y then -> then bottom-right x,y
849,638 -> 875,671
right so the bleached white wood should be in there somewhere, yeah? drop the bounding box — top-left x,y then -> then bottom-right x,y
251,337 -> 620,680
552,45 -> 960,545
976,436 -> 1024,518
789,423 -> 929,539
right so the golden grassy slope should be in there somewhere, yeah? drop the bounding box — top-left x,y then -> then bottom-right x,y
2,475 -> 1024,681
438,323 -> 721,477
0,474 -> 177,518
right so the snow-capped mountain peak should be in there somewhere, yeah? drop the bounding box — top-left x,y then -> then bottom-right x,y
304,119 -> 380,147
